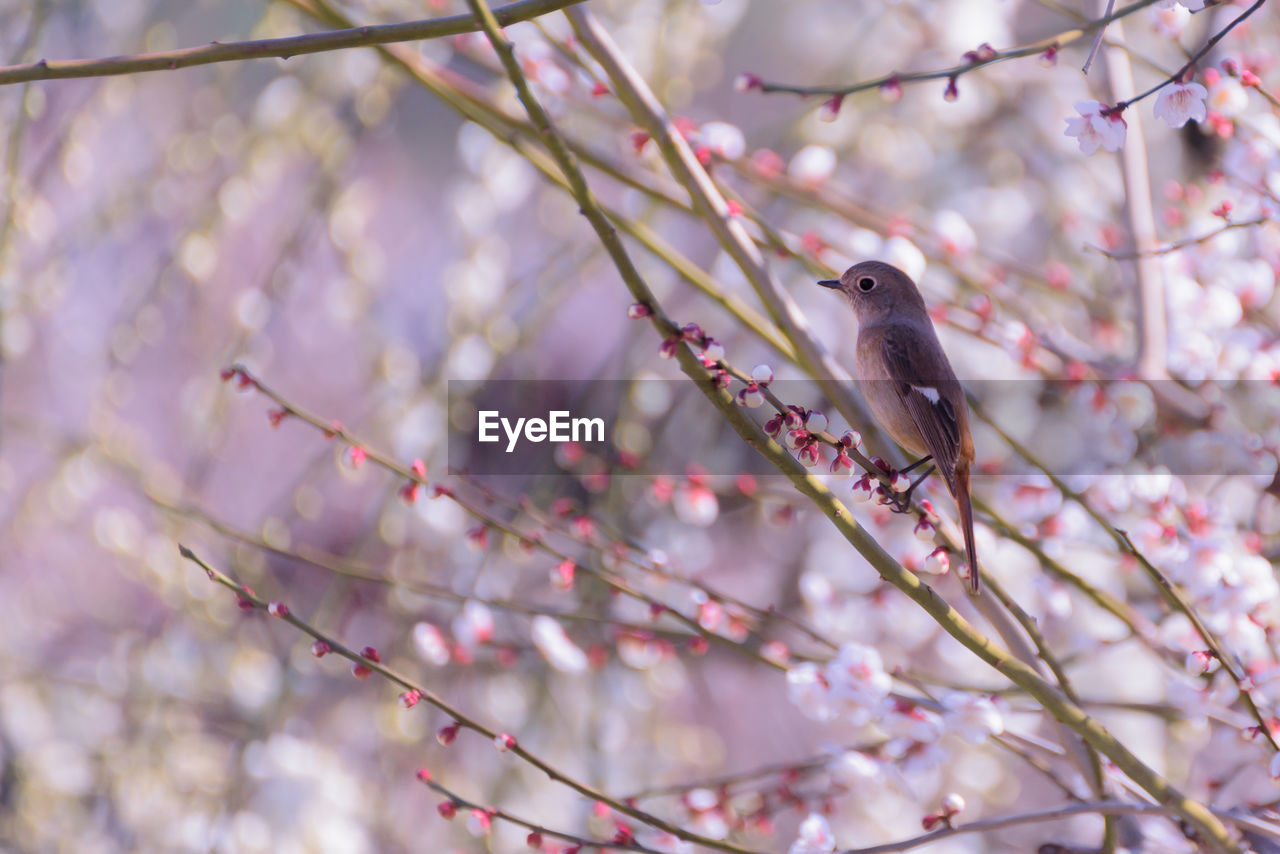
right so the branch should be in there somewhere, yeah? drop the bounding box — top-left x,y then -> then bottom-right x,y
177,546 -> 768,854
749,0 -> 1162,100
1110,0 -> 1270,113
1082,0 -> 1117,74
1101,17 -> 1170,390
219,367 -> 793,672
1086,217 -> 1269,260
840,800 -> 1280,854
564,7 -> 875,450
418,775 -> 670,853
1118,530 -> 1280,753
0,0 -> 585,86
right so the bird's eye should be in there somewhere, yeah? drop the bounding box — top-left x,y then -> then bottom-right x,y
857,277 -> 876,292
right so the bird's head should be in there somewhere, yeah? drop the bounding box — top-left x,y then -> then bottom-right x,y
817,260 -> 927,324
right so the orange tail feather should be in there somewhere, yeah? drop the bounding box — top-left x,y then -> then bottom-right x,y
953,463 -> 979,592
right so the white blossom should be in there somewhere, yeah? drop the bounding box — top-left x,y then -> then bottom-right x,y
941,692 -> 1005,743
1064,100 -> 1127,154
1154,82 -> 1208,128
531,616 -> 588,673
1208,76 -> 1249,117
788,814 -> 836,854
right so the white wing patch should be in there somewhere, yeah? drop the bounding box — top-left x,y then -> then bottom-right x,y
910,385 -> 941,404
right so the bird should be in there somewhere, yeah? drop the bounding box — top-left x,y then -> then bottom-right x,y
817,260 -> 980,592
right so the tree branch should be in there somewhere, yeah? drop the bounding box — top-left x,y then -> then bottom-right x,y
0,0 -> 585,86
841,800 -> 1280,854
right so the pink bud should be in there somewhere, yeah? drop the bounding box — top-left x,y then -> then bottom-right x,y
890,472 -> 910,493
437,801 -> 457,819
830,451 -> 855,475
818,94 -> 844,122
494,733 -> 517,752
913,519 -> 936,540
922,547 -> 951,575
761,640 -> 790,666
551,559 -> 575,591
415,767 -> 431,782
627,302 -> 653,319
797,444 -> 820,467
851,475 -> 874,503
733,73 -> 763,92
437,722 -> 461,745
400,689 -> 422,709
526,831 -> 543,847
311,640 -> 331,657
880,77 -> 903,102
267,601 -> 289,618
941,793 -> 965,816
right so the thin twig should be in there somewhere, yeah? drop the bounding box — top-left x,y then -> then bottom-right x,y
1117,530 -> 1280,753
0,0 -> 585,85
840,800 -> 1280,854
177,546 -> 768,854
418,775 -> 669,853
750,0 -> 1162,99
1086,217 -> 1269,260
1082,0 -> 1117,74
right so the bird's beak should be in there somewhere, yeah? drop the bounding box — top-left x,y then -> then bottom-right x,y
816,279 -> 841,289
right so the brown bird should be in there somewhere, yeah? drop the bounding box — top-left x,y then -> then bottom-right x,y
818,261 -> 980,592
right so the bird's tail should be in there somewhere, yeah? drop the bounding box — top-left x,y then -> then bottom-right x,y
953,462 -> 979,593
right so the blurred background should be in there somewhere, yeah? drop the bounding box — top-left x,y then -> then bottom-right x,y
2,0 -> 1279,851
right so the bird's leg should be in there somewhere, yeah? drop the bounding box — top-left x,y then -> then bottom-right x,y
898,455 -> 933,476
889,457 -> 934,514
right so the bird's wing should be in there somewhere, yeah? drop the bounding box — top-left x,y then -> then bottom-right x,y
879,328 -> 962,484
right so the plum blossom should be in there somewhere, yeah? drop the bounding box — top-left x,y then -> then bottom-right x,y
788,814 -> 836,854
941,692 -> 1005,743
699,121 -> 746,159
1064,100 -> 1127,154
673,481 -> 719,526
452,600 -> 494,649
1154,82 -> 1208,128
787,643 -> 893,725
787,663 -> 837,722
531,616 -> 588,673
1150,1 -> 1191,37
788,145 -> 836,186
828,749 -> 885,788
413,622 -> 451,666
933,209 -> 976,257
827,643 -> 893,724
1208,75 -> 1249,117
